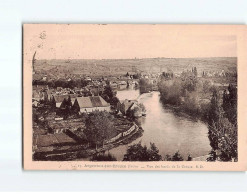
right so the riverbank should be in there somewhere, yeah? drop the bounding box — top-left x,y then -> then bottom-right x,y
111,90 -> 211,160
162,103 -> 202,122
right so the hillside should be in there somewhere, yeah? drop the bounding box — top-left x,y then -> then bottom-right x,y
34,57 -> 237,79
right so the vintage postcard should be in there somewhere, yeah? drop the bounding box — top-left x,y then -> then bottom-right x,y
23,24 -> 247,171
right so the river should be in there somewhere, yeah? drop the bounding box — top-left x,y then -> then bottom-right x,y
109,88 -> 211,160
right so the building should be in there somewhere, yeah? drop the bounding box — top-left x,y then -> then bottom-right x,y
73,96 -> 110,113
118,99 -> 145,117
118,99 -> 138,115
53,94 -> 78,108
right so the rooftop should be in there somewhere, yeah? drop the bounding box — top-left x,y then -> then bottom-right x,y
76,96 -> 110,108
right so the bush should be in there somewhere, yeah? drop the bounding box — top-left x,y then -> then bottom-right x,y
164,151 -> 184,161
159,79 -> 182,105
182,92 -> 200,116
123,142 -> 162,161
91,153 -> 117,161
84,111 -> 115,149
208,118 -> 237,161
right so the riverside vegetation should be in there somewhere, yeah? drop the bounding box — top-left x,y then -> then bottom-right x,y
93,67 -> 237,162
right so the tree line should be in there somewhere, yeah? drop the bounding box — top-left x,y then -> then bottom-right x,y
33,78 -> 89,89
158,68 -> 237,161
91,142 -> 190,161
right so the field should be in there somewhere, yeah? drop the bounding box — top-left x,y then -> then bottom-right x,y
34,57 -> 237,78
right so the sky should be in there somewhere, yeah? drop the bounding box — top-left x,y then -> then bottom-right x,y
24,24 -> 237,59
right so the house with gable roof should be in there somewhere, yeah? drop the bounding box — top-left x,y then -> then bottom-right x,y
72,96 -> 110,113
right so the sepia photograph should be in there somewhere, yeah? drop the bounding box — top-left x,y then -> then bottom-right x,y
23,24 -> 247,170
3,0 -> 247,192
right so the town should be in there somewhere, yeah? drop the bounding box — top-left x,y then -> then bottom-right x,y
32,68 -> 158,161
32,56 -> 237,162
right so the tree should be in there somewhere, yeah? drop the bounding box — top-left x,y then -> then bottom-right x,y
164,154 -> 172,161
60,96 -> 72,119
102,84 -> 117,104
84,111 -> 115,149
208,118 -> 237,161
139,78 -> 152,93
207,86 -> 238,162
110,96 -> 120,107
182,91 -> 200,116
208,88 -> 222,126
91,153 -> 117,161
187,155 -> 192,161
194,67 -> 198,77
50,96 -> 56,111
171,151 -> 184,161
164,151 -> 184,161
222,84 -> 237,124
67,96 -> 72,107
123,142 -> 162,161
104,85 -> 114,99
206,150 -> 217,161
80,79 -> 89,88
180,71 -> 198,92
207,89 -> 223,150
202,80 -> 212,94
158,79 -> 182,105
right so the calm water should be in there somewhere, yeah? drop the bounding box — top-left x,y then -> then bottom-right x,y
109,88 -> 211,160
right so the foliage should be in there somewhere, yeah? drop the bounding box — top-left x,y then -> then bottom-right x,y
206,83 -> 238,161
103,84 -> 115,100
123,142 -> 162,161
192,67 -> 198,77
102,84 -> 118,106
200,102 -> 211,121
110,96 -> 120,107
161,71 -> 174,80
33,78 -> 90,89
182,91 -> 200,116
208,118 -> 237,161
60,96 -> 73,119
139,78 -> 152,93
171,151 -> 184,161
84,111 -> 115,149
187,155 -> 192,161
208,88 -> 222,126
91,153 -> 117,161
180,70 -> 198,93
206,150 -> 217,161
50,96 -> 56,111
132,73 -> 141,79
202,80 -> 212,94
158,79 -> 182,105
164,151 -> 184,161
222,84 -> 237,124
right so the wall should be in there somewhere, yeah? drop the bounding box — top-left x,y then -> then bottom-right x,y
80,106 -> 110,113
106,123 -> 138,144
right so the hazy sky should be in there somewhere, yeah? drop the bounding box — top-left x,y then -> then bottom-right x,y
25,24 -> 237,59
